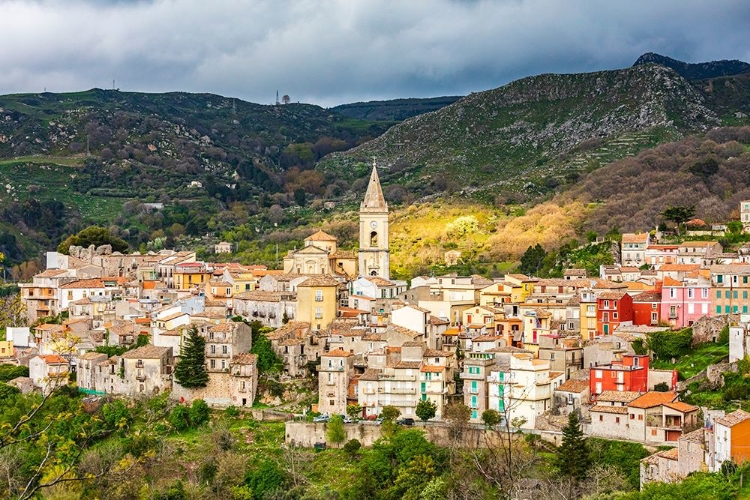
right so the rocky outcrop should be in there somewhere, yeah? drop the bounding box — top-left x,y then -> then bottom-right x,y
692,315 -> 737,344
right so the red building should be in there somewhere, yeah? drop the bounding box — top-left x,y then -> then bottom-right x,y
589,354 -> 649,399
596,291 -> 634,336
632,290 -> 662,326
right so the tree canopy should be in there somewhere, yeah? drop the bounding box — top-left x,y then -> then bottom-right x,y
57,226 -> 129,254
174,326 -> 209,388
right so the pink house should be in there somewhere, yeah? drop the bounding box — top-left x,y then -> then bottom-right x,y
659,276 -> 712,328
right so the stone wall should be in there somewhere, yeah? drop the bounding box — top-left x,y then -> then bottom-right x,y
284,421 -> 563,448
171,372 -> 254,408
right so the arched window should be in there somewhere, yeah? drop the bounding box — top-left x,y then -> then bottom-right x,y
370,231 -> 378,247
370,270 -> 377,276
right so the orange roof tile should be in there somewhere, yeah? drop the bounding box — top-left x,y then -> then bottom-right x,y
420,365 -> 445,373
663,401 -> 698,413
324,348 -> 353,357
628,391 -> 677,409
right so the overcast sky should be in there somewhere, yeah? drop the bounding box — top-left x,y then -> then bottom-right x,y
1,0 -> 749,107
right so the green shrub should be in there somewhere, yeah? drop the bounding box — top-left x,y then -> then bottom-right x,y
190,399 -> 210,426
169,405 -> 192,431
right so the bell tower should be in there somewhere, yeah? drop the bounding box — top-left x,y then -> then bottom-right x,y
359,160 -> 390,279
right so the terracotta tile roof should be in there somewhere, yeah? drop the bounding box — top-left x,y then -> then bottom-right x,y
209,322 -> 235,333
662,276 -> 683,286
306,230 -> 337,241
79,351 -> 108,361
658,448 -> 680,460
39,354 -> 69,364
622,233 -> 649,244
232,353 -> 257,364
362,333 -> 385,341
402,341 -> 424,347
556,380 -> 589,393
590,405 -> 629,414
279,338 -> 305,346
424,348 -> 454,357
594,280 -> 628,289
472,335 -> 502,342
324,348 -> 353,358
679,241 -> 718,248
633,291 -> 662,302
35,323 -> 64,332
564,269 -> 587,276
471,275 -> 494,286
60,278 -> 105,289
716,409 -> 750,427
298,276 -> 341,287
660,264 -> 700,272
664,401 -> 698,413
121,344 -> 171,359
157,312 -> 189,322
36,269 -> 69,277
598,291 -> 627,300
628,391 -> 677,409
395,361 -> 422,369
359,368 -> 381,381
420,365 -> 445,373
681,428 -> 704,444
596,391 -> 640,403
430,315 -> 449,325
234,291 -> 290,302
367,277 -> 397,287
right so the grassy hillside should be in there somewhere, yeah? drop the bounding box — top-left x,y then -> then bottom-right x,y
319,65 -> 720,202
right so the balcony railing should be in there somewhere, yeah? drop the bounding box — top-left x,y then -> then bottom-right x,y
378,387 -> 415,395
136,374 -> 146,381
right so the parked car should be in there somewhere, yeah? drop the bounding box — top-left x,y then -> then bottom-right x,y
396,418 -> 415,426
340,414 -> 354,424
313,414 -> 330,423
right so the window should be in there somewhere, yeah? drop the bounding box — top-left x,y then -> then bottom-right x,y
717,305 -> 722,314
604,300 -> 610,308
744,291 -> 748,299
615,417 -> 620,424
651,429 -> 657,436
638,414 -> 643,421
222,345 -> 228,354
613,312 -> 618,319
315,307 -> 323,319
717,291 -> 722,299
210,344 -> 216,354
703,288 -> 709,298
315,290 -> 323,302
734,291 -> 739,299
599,415 -> 603,422
630,414 -> 635,420
210,359 -> 215,368
745,276 -> 749,284
687,288 -> 694,298
718,275 -> 724,284
726,291 -> 731,299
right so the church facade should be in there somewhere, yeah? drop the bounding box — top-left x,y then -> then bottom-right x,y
283,162 -> 390,279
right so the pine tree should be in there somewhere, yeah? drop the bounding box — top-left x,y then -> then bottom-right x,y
174,326 -> 209,388
556,411 -> 590,480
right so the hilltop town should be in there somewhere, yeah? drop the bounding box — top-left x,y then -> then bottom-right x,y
5,162 -> 750,495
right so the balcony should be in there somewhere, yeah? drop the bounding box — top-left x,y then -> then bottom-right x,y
379,374 -> 416,381
377,399 -> 416,407
135,360 -> 144,368
460,372 -> 483,380
669,312 -> 678,319
136,374 -> 146,382
378,387 -> 415,395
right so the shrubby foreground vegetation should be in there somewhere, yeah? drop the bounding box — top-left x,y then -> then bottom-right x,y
1,382 -> 749,499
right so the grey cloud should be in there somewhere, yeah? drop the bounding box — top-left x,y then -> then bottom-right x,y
1,0 -> 749,107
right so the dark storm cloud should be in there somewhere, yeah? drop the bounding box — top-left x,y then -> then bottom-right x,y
1,0 -> 749,106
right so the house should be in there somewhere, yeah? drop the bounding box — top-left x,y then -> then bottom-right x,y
590,391 -> 641,440
233,290 -> 297,328
711,409 -> 750,471
742,200 -> 750,231
19,269 -> 74,322
537,334 -> 583,378
77,352 -> 108,392
419,349 -> 456,419
214,241 -> 232,254
677,241 -> 722,266
660,276 -> 712,327
173,261 -> 211,291
626,391 -> 698,444
641,428 -> 705,486
621,233 -> 650,266
504,352 -> 564,430
197,321 -> 252,374
553,379 -> 591,419
296,275 -> 339,331
710,264 -> 750,316
563,269 -> 587,280
645,245 -> 679,268
28,354 -> 70,393
590,354 -> 649,398
462,350 -> 498,421
596,291 -> 633,336
318,349 -> 354,416
120,345 -> 174,396
632,291 -> 662,326
580,289 -> 598,340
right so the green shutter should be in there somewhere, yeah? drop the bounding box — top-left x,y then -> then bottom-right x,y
717,290 -> 722,299
717,306 -> 722,314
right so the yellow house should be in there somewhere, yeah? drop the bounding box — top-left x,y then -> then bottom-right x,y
479,282 -> 512,306
0,340 -> 14,361
519,308 -> 552,355
504,274 -> 536,303
461,305 -> 504,334
579,290 -> 598,341
173,262 -> 211,290
296,276 -> 339,331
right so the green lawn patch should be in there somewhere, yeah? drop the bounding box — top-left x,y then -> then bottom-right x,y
652,342 -> 729,379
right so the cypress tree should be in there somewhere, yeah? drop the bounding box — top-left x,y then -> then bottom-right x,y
174,326 -> 209,388
556,411 -> 590,480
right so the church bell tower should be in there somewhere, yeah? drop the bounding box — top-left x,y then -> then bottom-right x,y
359,161 -> 390,279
